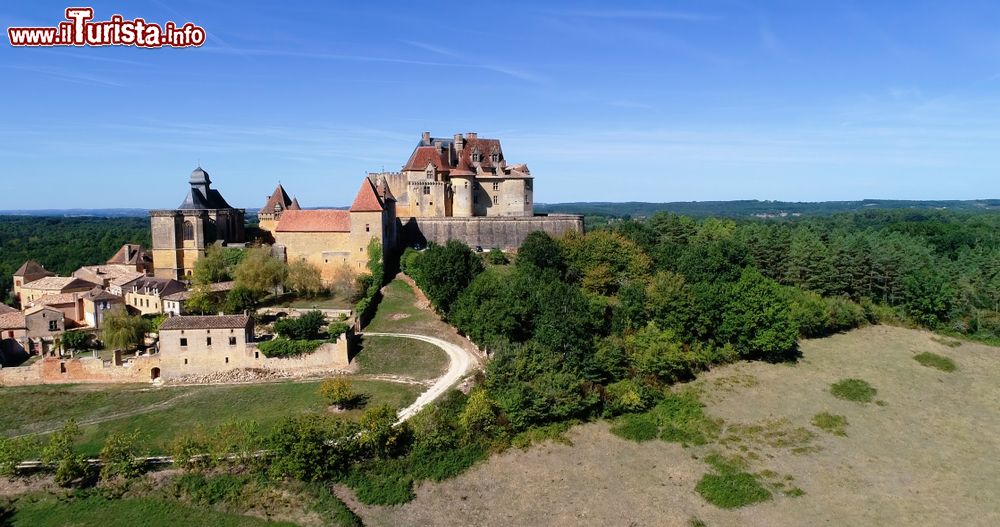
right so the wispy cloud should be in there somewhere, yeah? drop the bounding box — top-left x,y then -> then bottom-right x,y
545,9 -> 717,22
3,65 -> 125,87
399,40 -> 548,84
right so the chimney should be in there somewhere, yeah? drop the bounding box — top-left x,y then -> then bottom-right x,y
421,131 -> 431,144
454,133 -> 465,151
467,132 -> 477,140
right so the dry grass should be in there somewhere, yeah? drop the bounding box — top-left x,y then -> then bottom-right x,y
343,326 -> 1000,526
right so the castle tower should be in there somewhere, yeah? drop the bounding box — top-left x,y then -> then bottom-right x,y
259,183 -> 299,232
150,167 -> 246,280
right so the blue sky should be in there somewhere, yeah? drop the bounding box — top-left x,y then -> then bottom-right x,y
2,0 -> 999,209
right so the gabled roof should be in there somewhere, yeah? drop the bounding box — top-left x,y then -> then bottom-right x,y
350,178 -> 386,212
128,277 -> 187,297
264,184 -> 294,213
14,260 -> 55,279
403,145 -> 451,172
24,304 -> 63,317
0,312 -> 26,330
106,244 -> 151,266
84,286 -> 122,303
23,277 -> 97,292
275,210 -> 351,233
28,292 -> 79,307
289,198 -> 301,210
0,303 -> 17,315
159,314 -> 251,331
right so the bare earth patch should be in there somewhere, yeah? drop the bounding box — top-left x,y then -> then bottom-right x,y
347,326 -> 1000,526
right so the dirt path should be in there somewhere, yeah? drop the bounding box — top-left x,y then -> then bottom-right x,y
9,390 -> 199,439
362,332 -> 477,424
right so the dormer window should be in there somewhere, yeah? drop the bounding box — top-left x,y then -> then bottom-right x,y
490,153 -> 499,163
426,167 -> 434,180
471,151 -> 482,163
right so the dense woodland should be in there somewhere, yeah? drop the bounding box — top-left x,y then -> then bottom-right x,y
404,209 -> 1000,436
0,217 -> 151,304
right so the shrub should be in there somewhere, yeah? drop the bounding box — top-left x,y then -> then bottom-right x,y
811,412 -> 848,436
319,378 -> 358,409
328,321 -> 351,339
99,430 -> 145,483
61,330 -> 91,352
274,311 -> 326,340
173,472 -> 251,506
486,248 -> 509,265
258,338 -> 325,358
830,378 -> 876,403
358,405 -> 409,459
624,324 -> 700,383
913,352 -> 956,372
41,420 -> 89,487
603,379 -> 658,417
653,391 -> 719,446
459,389 -> 506,441
267,414 -> 359,482
0,436 -> 39,476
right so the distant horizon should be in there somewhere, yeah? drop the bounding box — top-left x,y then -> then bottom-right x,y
3,2 -> 999,207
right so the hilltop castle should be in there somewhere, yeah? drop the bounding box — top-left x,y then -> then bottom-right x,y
149,132 -> 582,284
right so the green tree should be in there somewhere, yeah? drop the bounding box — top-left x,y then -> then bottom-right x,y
287,259 -> 325,297
61,330 -> 90,353
41,420 -> 89,487
561,230 -> 652,296
224,285 -> 257,314
274,311 -> 327,340
99,430 -> 145,483
319,377 -> 357,409
459,388 -> 505,440
412,240 -> 484,315
234,247 -> 289,298
720,267 -> 799,361
515,231 -> 566,275
101,310 -> 149,352
357,405 -> 408,459
192,244 -> 230,285
785,229 -> 837,295
644,270 -> 695,338
625,323 -> 699,383
267,414 -> 359,481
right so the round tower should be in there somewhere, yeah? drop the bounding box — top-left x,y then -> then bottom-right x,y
451,175 -> 474,217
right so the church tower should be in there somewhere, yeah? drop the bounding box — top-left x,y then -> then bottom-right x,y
150,167 -> 247,279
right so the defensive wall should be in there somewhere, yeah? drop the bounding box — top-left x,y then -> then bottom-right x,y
400,214 -> 584,250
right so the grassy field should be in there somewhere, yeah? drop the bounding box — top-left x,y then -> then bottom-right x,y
345,326 -> 1000,526
1,380 -> 422,455
4,494 -> 297,527
364,279 -> 437,334
354,336 -> 449,380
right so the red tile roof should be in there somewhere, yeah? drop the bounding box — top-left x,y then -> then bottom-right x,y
0,312 -> 26,330
350,178 -> 385,212
14,260 -> 55,279
160,314 -> 251,331
263,184 -> 294,213
275,210 -> 351,232
403,146 -> 451,172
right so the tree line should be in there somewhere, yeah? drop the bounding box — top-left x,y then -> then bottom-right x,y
401,209 -> 1000,436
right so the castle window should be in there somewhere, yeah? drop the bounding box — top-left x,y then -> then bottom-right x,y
472,151 -> 482,163
493,195 -> 499,205
493,182 -> 500,191
180,338 -> 188,347
426,168 -> 433,180
423,186 -> 430,195
365,224 -> 370,232
229,336 -> 237,346
526,180 -> 532,190
491,153 -> 499,162
48,320 -> 58,331
182,221 -> 194,241
206,337 -> 212,347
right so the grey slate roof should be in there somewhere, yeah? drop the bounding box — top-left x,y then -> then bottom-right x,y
177,167 -> 235,210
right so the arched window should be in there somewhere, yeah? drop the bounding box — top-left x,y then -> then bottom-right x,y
182,221 -> 194,241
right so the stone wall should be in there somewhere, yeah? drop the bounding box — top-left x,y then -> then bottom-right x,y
401,214 -> 584,250
0,333 -> 351,386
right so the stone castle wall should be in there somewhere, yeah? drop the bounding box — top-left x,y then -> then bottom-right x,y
0,335 -> 351,386
401,214 -> 584,250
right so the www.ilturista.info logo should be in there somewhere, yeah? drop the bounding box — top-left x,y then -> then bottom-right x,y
8,7 -> 206,48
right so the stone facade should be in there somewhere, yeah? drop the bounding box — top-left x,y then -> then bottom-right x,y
150,167 -> 246,280
272,177 -> 398,280
378,131 -> 534,219
123,277 -> 186,315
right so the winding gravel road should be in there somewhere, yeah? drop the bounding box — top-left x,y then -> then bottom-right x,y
363,332 -> 478,424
